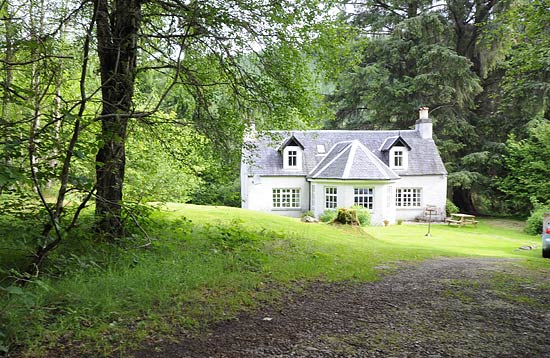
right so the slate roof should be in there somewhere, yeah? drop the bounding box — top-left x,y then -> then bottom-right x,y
379,136 -> 411,151
309,140 -> 400,180
243,130 -> 447,179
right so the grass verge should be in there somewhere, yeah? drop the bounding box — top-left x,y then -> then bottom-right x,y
1,204 -> 548,356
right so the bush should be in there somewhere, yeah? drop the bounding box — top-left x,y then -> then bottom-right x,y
335,208 -> 359,225
319,209 -> 337,223
446,199 -> 459,216
352,205 -> 371,226
301,210 -> 314,218
525,204 -> 550,235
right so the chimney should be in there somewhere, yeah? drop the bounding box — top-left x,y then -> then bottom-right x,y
243,120 -> 257,142
415,106 -> 432,139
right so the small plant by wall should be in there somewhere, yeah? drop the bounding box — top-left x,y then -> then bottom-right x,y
446,199 -> 459,216
351,205 -> 371,227
319,209 -> 337,223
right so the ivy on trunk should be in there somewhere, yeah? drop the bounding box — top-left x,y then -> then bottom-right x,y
94,0 -> 141,238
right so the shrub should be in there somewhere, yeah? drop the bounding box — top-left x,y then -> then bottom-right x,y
319,209 -> 337,223
335,208 -> 359,225
352,205 -> 371,226
397,219 -> 403,225
525,204 -> 550,235
446,199 -> 459,216
301,210 -> 314,218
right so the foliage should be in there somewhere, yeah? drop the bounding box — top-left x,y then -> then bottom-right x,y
335,208 -> 360,225
124,123 -> 203,203
329,10 -> 483,132
352,205 -> 371,226
525,202 -> 550,236
319,209 -> 337,223
499,0 -> 550,129
0,0 -> 339,274
446,199 -> 460,216
301,210 -> 315,218
499,122 -> 550,214
327,0 -> 518,214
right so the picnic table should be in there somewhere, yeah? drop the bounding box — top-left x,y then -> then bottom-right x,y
446,213 -> 479,227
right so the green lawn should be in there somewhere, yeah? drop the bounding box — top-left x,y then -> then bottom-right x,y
1,204 -> 548,356
162,203 -> 546,271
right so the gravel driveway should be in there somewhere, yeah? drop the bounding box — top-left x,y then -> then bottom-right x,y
137,258 -> 550,358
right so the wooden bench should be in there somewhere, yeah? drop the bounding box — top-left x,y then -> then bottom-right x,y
446,213 -> 478,227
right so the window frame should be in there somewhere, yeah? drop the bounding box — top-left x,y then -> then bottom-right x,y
272,188 -> 301,209
389,146 -> 407,170
354,187 -> 374,210
283,146 -> 302,170
325,186 -> 338,209
396,188 -> 422,208
287,150 -> 297,167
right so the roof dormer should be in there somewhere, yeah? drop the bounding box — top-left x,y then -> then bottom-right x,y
279,135 -> 304,170
380,136 -> 411,171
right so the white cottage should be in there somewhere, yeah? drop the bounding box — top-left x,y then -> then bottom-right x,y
240,107 -> 448,225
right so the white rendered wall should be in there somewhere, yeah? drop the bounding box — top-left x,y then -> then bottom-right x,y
395,175 -> 447,221
310,180 -> 398,225
240,162 -> 249,209
244,176 -> 309,218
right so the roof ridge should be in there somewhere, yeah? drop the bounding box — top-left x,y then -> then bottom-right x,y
342,140 -> 360,178
263,129 -> 417,134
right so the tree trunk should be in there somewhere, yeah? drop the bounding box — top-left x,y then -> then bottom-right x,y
94,0 -> 141,238
0,1 -> 14,194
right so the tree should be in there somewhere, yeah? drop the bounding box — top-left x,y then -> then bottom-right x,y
89,0 -> 333,237
93,0 -> 141,237
0,0 -> 335,275
499,122 -> 550,214
328,0 -> 513,213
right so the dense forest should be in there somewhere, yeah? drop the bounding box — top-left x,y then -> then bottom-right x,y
1,0 -> 549,276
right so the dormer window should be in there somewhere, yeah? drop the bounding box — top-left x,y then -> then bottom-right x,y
380,136 -> 410,171
283,146 -> 302,170
390,146 -> 408,170
393,149 -> 404,167
288,150 -> 297,167
279,135 -> 304,171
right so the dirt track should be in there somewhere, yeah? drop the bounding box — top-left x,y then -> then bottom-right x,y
136,258 -> 550,357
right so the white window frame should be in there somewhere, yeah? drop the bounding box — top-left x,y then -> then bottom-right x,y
272,188 -> 301,209
283,146 -> 302,170
396,188 -> 422,207
354,188 -> 374,210
390,146 -> 408,170
288,150 -> 297,167
325,187 -> 338,209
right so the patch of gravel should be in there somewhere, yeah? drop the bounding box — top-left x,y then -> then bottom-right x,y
136,258 -> 550,358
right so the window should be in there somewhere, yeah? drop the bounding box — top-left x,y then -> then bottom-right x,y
316,144 -> 326,154
272,188 -> 301,208
354,188 -> 374,210
283,146 -> 302,170
390,146 -> 407,169
288,150 -> 297,167
325,187 -> 337,209
396,188 -> 421,207
393,150 -> 403,167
